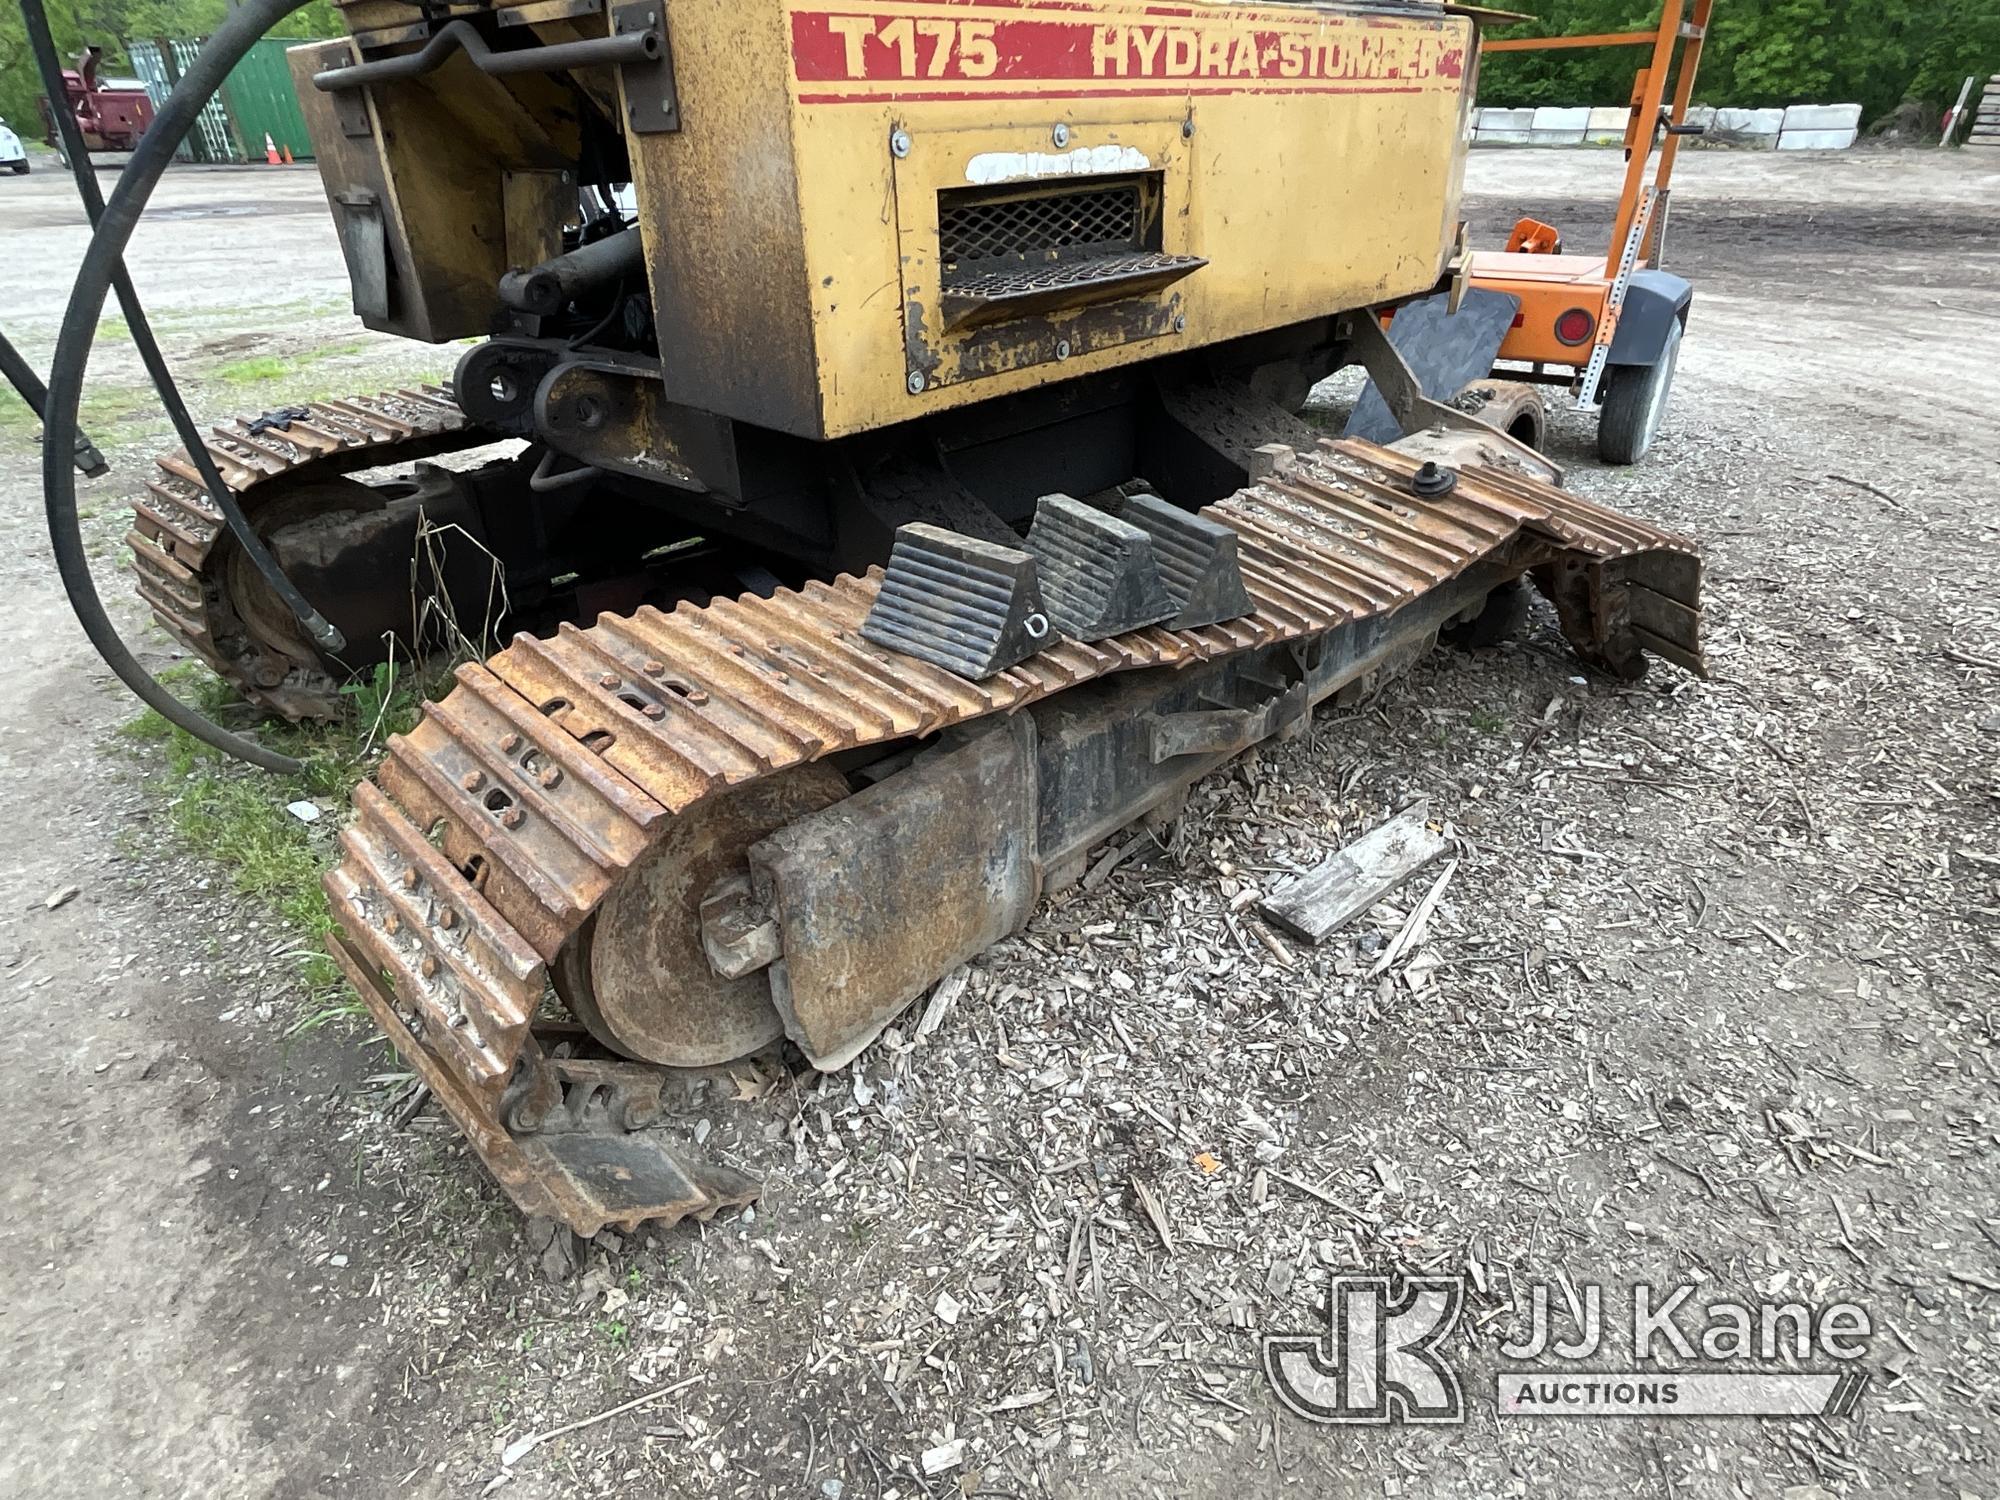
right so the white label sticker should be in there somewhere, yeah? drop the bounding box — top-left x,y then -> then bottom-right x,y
964,144 -> 1151,186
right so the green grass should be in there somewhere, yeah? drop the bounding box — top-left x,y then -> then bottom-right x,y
0,380 -> 179,449
213,355 -> 296,386
122,657 -> 449,1033
594,1319 -> 631,1351
212,342 -> 368,386
0,330 -> 413,455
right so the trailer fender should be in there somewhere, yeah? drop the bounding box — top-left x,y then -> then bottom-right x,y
1607,270 -> 1692,368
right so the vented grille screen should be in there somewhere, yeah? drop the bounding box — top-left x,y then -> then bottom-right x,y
939,184 -> 1143,268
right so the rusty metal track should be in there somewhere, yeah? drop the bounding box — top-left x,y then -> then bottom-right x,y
128,387 -> 485,719
316,434 -> 1703,1236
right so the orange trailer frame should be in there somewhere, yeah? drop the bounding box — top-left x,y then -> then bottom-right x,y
1468,0 -> 1713,408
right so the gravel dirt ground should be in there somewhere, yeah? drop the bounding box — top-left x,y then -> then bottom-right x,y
0,146 -> 1995,1499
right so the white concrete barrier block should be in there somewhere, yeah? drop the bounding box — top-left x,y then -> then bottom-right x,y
1530,106 -> 1592,145
1475,107 -> 1537,145
1777,127 -> 1858,151
1781,103 -> 1862,132
1467,100 -> 1852,150
1710,107 -> 1784,138
1584,105 -> 1628,144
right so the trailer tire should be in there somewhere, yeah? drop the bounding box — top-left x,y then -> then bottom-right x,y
1597,318 -> 1682,465
8,160 -> 27,175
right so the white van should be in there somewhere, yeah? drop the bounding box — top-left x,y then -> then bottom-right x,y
0,117 -> 27,174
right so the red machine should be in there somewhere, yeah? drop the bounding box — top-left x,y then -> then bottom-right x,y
39,46 -> 154,154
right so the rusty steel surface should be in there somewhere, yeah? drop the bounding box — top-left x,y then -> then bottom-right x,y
573,762 -> 853,1066
129,392 -> 1704,1232
127,387 -> 484,719
755,714 -> 1043,1071
296,428 -> 1702,1234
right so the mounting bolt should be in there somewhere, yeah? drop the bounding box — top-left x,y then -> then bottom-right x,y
1054,339 -> 1072,361
539,766 -> 563,789
907,369 -> 927,395
419,955 -> 438,979
400,868 -> 419,890
460,770 -> 485,792
598,673 -> 621,689
438,909 -> 458,930
1172,314 -> 1187,334
501,807 -> 526,830
500,733 -> 522,754
1411,461 -> 1459,498
1182,117 -> 1195,139
890,127 -> 912,158
642,658 -> 665,676
1051,122 -> 1070,148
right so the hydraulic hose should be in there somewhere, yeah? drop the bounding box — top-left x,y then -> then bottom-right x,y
32,0 -> 321,773
30,0 -> 339,654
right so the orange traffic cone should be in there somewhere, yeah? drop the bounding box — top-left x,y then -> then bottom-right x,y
281,144 -> 293,164
264,132 -> 280,165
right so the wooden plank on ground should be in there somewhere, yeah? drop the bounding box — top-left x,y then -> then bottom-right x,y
1258,802 -> 1447,945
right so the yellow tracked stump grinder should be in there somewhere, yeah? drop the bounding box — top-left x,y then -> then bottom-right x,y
130,0 -> 1704,1233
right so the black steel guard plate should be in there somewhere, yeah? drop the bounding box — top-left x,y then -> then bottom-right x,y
614,0 -> 680,133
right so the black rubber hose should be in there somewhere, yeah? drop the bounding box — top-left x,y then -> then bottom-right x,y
33,0 -> 318,773
29,0 -> 341,656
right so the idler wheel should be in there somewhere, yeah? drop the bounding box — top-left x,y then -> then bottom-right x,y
552,763 -> 850,1066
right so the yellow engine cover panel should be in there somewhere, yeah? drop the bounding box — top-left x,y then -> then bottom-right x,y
630,0 -> 1473,438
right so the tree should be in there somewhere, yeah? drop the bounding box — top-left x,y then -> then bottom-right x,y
1477,0 -> 1998,122
0,0 -> 339,141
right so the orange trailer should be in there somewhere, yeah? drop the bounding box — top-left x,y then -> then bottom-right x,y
1468,0 -> 1713,463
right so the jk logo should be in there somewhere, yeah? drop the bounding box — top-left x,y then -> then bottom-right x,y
1263,1274 -> 1466,1424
